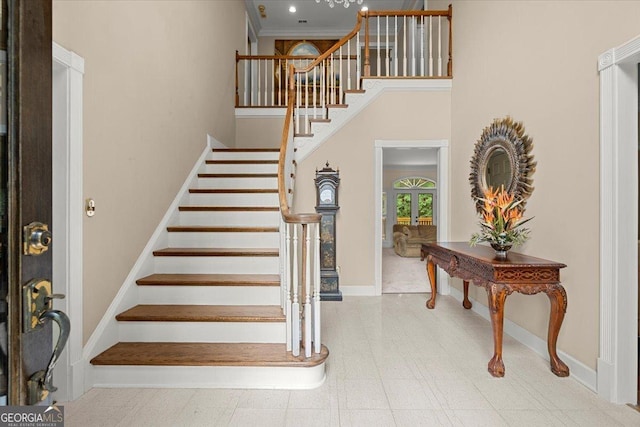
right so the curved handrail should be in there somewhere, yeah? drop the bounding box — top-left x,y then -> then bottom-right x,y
292,12 -> 365,77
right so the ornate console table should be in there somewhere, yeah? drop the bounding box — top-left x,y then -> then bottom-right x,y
420,242 -> 569,378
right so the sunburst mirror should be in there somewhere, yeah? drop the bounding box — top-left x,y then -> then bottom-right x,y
469,117 -> 536,213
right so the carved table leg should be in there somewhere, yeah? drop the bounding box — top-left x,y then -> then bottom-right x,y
545,284 -> 570,377
425,255 -> 437,309
486,283 -> 510,377
462,280 -> 472,309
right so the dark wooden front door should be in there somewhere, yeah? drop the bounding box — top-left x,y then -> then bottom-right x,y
2,0 -> 55,405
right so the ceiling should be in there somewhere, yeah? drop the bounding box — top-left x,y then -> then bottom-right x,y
245,0 -> 422,37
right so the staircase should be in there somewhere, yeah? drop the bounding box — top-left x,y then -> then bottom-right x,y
89,148 -> 328,389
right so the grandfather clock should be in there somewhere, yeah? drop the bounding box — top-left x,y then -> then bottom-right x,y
315,163 -> 342,301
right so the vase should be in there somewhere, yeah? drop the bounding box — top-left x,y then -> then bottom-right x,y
490,242 -> 512,258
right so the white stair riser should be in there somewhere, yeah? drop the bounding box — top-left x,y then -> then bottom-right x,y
178,211 -> 280,227
211,152 -> 279,161
197,177 -> 277,189
344,93 -> 363,104
203,164 -> 277,174
90,364 -> 326,389
309,122 -> 330,134
118,322 -> 285,344
188,193 -> 278,206
168,232 -> 279,248
138,285 -> 281,305
154,256 -> 279,274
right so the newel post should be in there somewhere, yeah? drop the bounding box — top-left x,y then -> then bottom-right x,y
447,5 -> 453,77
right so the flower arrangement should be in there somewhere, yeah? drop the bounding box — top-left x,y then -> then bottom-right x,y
469,186 -> 532,250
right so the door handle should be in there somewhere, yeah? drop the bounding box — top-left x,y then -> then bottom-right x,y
22,279 -> 71,404
28,309 -> 70,404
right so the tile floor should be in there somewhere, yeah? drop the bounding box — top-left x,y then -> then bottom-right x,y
60,294 -> 640,426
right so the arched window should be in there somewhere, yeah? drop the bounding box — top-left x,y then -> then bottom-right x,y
393,177 -> 436,189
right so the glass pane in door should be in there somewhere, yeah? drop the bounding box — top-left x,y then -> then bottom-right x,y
396,193 -> 411,225
418,193 -> 433,225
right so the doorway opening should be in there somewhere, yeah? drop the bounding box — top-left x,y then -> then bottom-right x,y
374,140 -> 449,296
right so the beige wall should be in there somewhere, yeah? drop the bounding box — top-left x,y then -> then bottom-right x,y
236,116 -> 284,148
435,0 -> 640,369
294,90 -> 451,285
53,0 -> 245,343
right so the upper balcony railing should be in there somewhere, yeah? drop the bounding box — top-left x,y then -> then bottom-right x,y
236,7 -> 453,110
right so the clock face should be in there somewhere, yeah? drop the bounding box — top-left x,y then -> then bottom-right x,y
320,188 -> 333,204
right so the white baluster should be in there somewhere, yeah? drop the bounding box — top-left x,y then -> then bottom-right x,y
429,16 -> 433,77
291,225 -> 300,356
394,16 -> 398,76
403,15 -> 407,77
386,15 -> 389,76
376,15 -> 380,77
411,16 -> 416,76
304,224 -> 312,358
339,45 -> 343,100
285,221 -> 292,351
347,38 -> 351,90
284,60 -> 289,106
257,59 -> 261,105
264,59 -> 273,105
438,16 -> 442,77
304,70 -> 310,134
420,15 -> 425,76
313,222 -> 321,354
313,65 -> 317,120
356,31 -> 361,88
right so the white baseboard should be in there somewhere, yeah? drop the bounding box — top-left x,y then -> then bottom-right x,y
449,286 -> 597,393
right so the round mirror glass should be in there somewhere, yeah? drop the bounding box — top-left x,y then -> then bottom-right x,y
484,147 -> 512,191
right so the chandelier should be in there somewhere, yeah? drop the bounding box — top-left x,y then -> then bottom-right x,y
315,0 -> 364,9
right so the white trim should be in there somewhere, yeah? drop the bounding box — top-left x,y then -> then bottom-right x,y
374,139 -> 449,296
598,33 -> 640,404
82,136 -> 224,391
52,42 -> 84,402
295,79 -> 452,162
448,287 -> 597,392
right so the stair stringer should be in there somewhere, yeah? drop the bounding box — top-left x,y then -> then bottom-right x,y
294,78 -> 453,162
82,136 -> 219,392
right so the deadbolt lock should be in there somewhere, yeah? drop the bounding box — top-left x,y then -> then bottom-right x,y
23,222 -> 52,256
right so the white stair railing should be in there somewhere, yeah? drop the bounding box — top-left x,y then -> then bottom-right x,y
278,80 -> 323,358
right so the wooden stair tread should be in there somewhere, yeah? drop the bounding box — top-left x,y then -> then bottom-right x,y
178,206 -> 278,212
212,148 -> 279,152
167,226 -> 279,232
153,248 -> 278,257
90,342 -> 329,367
115,304 -> 285,322
309,118 -> 331,123
294,133 -> 314,137
136,273 -> 280,286
189,188 -> 277,194
198,173 -> 277,178
327,104 -> 348,108
206,160 -> 278,164
343,89 -> 366,94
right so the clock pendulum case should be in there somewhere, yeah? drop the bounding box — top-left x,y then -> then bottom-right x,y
314,162 -> 342,301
